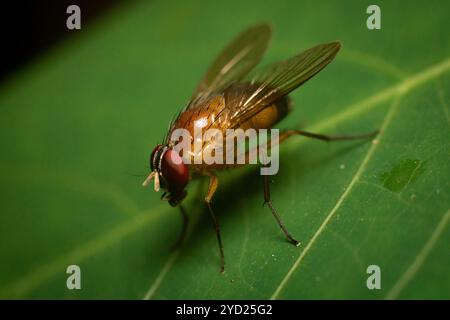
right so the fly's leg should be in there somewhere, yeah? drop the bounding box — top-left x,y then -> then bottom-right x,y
235,128 -> 377,247
259,129 -> 377,244
279,129 -> 379,144
204,172 -> 225,273
263,174 -> 300,246
236,129 -> 378,165
172,205 -> 188,249
172,179 -> 205,249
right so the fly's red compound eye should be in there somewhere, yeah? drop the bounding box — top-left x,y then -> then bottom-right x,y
160,149 -> 189,192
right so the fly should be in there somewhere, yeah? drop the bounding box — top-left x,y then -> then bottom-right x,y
142,23 -> 377,272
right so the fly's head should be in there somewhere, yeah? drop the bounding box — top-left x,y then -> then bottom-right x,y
142,144 -> 189,207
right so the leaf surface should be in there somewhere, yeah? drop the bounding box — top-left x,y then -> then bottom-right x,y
0,0 -> 449,299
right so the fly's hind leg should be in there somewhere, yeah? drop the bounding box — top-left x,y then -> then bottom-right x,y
204,171 -> 225,273
263,173 -> 300,247
236,128 -> 377,247
259,129 -> 377,247
239,129 -> 378,164
279,129 -> 379,144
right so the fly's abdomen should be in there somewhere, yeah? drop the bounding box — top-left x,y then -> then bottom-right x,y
240,96 -> 291,130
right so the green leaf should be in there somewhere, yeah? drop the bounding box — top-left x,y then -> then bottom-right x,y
0,0 -> 449,299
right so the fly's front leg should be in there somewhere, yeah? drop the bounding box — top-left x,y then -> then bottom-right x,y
204,171 -> 225,273
263,174 -> 300,246
172,179 -> 205,249
172,205 -> 188,249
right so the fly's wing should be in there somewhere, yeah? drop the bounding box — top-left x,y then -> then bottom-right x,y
165,23 -> 271,143
190,23 -> 272,103
226,41 -> 341,128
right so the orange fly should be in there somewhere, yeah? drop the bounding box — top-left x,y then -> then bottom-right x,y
142,23 -> 377,272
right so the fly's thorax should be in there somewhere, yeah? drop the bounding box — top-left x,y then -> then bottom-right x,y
169,94 -> 230,155
173,95 -> 229,135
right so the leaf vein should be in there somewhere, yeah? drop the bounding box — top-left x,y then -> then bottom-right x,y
385,209 -> 450,299
270,95 -> 402,299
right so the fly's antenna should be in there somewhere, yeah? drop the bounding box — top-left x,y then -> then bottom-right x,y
125,166 -> 151,178
126,172 -> 147,178
142,171 -> 160,192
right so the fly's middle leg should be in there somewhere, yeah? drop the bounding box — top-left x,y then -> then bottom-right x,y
204,171 -> 225,273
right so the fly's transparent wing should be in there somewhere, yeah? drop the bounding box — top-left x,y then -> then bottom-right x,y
227,41 -> 341,127
191,23 -> 272,102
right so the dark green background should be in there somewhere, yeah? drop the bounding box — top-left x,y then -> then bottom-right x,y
0,0 -> 449,299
